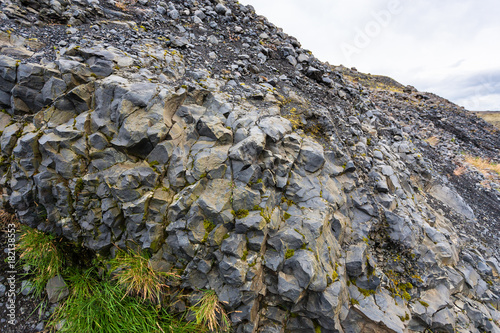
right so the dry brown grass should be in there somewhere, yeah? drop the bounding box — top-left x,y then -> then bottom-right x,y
191,290 -> 230,332
0,209 -> 18,230
453,165 -> 467,176
474,111 -> 500,130
114,0 -> 136,10
424,136 -> 439,147
464,155 -> 500,178
109,248 -> 179,304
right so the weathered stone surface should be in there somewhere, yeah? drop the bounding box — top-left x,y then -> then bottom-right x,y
277,272 -> 303,303
228,127 -> 266,164
257,116 -> 292,142
0,123 -> 22,156
46,275 -> 69,303
298,138 -> 325,173
235,211 -> 266,234
1,3 -> 499,333
346,243 -> 367,277
429,184 -> 476,220
283,250 -> 317,289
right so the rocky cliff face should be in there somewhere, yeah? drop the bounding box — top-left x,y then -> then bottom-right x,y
0,0 -> 499,332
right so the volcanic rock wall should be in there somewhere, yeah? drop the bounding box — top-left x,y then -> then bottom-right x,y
0,0 -> 499,332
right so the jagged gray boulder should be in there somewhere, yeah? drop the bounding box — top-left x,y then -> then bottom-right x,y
46,275 -> 69,303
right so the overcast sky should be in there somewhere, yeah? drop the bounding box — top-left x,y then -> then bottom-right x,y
239,0 -> 500,111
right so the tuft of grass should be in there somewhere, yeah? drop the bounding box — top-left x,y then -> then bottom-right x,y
357,287 -> 376,297
203,219 -> 215,233
419,300 -> 429,308
108,248 -> 178,304
17,226 -> 64,296
0,209 -> 19,230
191,290 -> 230,332
285,249 -> 295,259
51,268 -> 197,333
453,165 -> 467,176
231,209 -> 249,219
464,155 -> 500,177
17,228 -> 206,332
75,178 -> 84,195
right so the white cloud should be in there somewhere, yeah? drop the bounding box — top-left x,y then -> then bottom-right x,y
239,0 -> 500,110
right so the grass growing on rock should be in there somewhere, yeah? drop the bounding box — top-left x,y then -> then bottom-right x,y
231,209 -> 249,219
464,155 -> 500,177
17,226 -> 64,296
190,290 -> 230,332
50,268 -> 197,333
16,226 -> 230,332
0,209 -> 19,229
108,248 -> 179,304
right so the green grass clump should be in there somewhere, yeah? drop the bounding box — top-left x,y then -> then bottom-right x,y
400,313 -> 410,321
75,178 -> 84,195
17,226 -> 64,296
17,226 -> 232,333
108,248 -> 178,304
357,287 -> 376,297
350,298 -> 359,305
231,209 -> 249,219
51,268 -> 196,333
398,282 -> 413,292
283,212 -> 291,220
285,249 -> 295,259
204,219 -> 215,233
190,290 -> 230,332
419,300 -> 429,308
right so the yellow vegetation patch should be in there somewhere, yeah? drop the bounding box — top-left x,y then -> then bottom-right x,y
474,112 -> 500,130
190,290 -> 230,332
115,0 -> 136,10
464,155 -> 500,177
424,136 -> 439,147
453,165 -> 467,177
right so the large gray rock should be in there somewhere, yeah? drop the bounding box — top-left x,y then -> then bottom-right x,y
229,127 -> 266,164
0,123 -> 22,156
298,138 -> 325,173
283,250 -> 317,289
235,211 -> 266,234
429,184 -> 475,220
346,243 -> 367,277
257,116 -> 292,142
196,116 -> 233,144
219,255 -> 247,286
232,186 -> 261,211
384,210 -> 416,247
46,275 -> 70,303
277,272 -> 303,303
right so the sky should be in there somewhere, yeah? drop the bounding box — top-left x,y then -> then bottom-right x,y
239,0 -> 500,111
